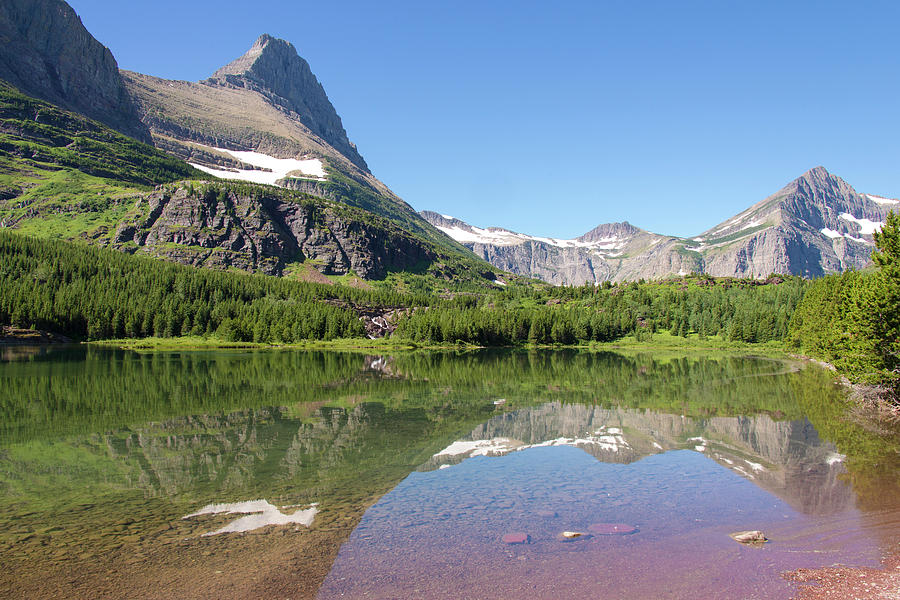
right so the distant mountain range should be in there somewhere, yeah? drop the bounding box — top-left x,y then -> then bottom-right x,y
423,167 -> 898,284
0,0 -> 894,286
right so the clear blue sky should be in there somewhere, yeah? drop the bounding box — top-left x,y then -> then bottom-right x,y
68,0 -> 900,238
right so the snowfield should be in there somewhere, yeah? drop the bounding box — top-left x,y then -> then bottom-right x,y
190,145 -> 326,186
821,226 -> 873,244
866,194 -> 900,206
839,213 -> 883,235
435,224 -> 627,253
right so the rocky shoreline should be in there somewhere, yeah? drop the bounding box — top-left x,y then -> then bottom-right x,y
784,554 -> 900,599
796,354 -> 900,424
0,326 -> 72,345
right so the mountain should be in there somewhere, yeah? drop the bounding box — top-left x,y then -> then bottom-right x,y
420,213 -> 697,285
0,0 -> 150,143
120,34 -> 471,260
0,4 -> 493,288
0,82 -> 468,282
425,167 -> 898,284
689,166 -> 894,278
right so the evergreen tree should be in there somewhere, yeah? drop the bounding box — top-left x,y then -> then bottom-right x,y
867,211 -> 900,380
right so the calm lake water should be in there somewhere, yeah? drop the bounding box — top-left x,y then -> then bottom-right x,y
1,347 -> 898,599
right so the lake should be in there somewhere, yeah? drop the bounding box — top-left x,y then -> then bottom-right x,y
1,347 -> 898,599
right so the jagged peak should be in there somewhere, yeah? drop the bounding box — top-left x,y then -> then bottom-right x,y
790,166 -> 850,191
211,34 -> 301,80
802,165 -> 831,178
782,166 -> 859,203
206,34 -> 369,172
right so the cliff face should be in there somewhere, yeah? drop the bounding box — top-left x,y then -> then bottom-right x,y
425,167 -> 898,284
470,241 -> 612,284
0,0 -> 151,143
421,211 -> 699,284
113,184 -> 435,279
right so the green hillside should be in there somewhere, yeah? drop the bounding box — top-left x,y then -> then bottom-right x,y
0,83 -> 500,290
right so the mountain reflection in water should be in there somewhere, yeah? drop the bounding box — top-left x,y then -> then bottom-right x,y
0,348 -> 897,600
321,401 -> 875,599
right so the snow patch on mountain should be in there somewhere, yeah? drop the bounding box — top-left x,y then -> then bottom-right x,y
839,213 -> 883,235
434,224 -> 626,252
821,226 -> 874,245
866,194 -> 900,206
190,145 -> 326,185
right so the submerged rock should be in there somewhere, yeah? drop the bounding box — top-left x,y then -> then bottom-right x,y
588,523 -> 638,535
501,533 -> 529,545
559,531 -> 590,542
729,530 -> 767,545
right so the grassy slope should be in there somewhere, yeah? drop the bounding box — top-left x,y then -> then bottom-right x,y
93,329 -> 786,354
0,82 -> 204,241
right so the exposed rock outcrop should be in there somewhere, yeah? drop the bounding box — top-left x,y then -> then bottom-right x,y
0,0 -> 151,143
113,184 -> 435,279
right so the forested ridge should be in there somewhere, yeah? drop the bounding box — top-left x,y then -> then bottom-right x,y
395,274 -> 804,346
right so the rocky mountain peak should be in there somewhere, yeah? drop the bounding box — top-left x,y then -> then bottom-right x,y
578,221 -> 641,243
0,0 -> 151,143
789,166 -> 858,202
206,34 -> 368,171
211,34 -> 287,79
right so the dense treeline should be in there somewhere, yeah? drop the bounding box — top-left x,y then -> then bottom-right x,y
0,231 -> 430,342
0,229 -> 808,346
788,212 -> 900,391
396,276 -> 806,345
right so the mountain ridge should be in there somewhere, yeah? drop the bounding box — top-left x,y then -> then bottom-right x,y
0,1 -> 893,288
423,166 -> 898,284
